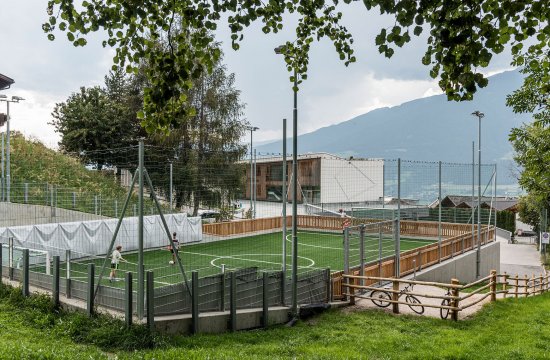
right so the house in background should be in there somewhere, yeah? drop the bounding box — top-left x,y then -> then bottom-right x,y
244,152 -> 384,204
429,195 -> 518,212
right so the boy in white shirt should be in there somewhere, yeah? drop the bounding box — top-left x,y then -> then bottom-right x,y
169,232 -> 180,264
109,245 -> 126,282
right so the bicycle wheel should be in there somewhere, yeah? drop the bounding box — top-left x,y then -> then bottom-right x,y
370,290 -> 391,308
440,299 -> 450,319
405,295 -> 424,314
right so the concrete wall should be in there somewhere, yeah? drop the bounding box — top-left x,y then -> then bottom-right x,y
0,203 -> 108,227
414,241 -> 500,283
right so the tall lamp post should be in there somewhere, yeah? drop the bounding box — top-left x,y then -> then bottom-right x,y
471,110 -> 484,278
0,95 -> 25,203
274,45 -> 299,317
246,126 -> 259,218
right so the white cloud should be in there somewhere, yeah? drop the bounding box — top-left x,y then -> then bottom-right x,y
0,89 -> 62,149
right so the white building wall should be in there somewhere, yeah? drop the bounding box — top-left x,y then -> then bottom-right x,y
320,158 -> 384,204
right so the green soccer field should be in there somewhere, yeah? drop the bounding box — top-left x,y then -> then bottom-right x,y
38,230 -> 436,288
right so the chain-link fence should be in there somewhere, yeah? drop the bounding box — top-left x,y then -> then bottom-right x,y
1,142 -> 503,318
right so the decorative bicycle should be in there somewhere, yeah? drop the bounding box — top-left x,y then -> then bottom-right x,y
369,283 -> 425,314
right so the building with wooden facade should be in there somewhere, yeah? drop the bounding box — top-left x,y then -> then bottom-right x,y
244,153 -> 384,204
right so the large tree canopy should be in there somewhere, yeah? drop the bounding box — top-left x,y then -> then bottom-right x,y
44,0 -> 549,132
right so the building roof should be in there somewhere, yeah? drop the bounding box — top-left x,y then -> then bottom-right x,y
0,73 -> 14,90
241,152 -> 382,164
430,195 -> 518,212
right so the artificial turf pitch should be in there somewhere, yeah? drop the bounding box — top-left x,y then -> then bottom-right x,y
31,230 -> 436,288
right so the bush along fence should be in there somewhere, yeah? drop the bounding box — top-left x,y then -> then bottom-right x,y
0,242 -> 330,333
341,270 -> 550,320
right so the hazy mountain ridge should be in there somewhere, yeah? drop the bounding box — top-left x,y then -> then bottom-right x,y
257,70 -> 529,185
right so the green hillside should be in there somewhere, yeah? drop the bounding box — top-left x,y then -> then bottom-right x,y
11,132 -> 126,194
6,133 -> 162,218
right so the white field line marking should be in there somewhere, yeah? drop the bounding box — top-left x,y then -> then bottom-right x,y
209,253 -> 316,270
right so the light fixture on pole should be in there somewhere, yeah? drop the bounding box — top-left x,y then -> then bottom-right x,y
246,126 -> 259,218
471,110 -> 484,278
275,44 -> 299,317
0,95 -> 25,203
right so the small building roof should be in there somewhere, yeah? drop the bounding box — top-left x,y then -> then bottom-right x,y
430,195 -> 518,212
241,152 -> 382,164
0,73 -> 14,90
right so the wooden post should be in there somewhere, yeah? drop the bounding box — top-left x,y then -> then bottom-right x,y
539,274 -> 543,294
392,278 -> 399,314
451,279 -> 460,321
524,275 -> 529,297
490,270 -> 497,302
531,274 -> 536,295
514,275 -> 519,299
349,277 -> 355,306
502,271 -> 508,299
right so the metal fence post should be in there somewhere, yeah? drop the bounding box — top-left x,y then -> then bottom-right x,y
169,162 -> 173,210
8,237 -> 13,280
220,264 -> 226,311
52,255 -> 60,308
393,219 -> 400,277
50,186 -> 56,218
133,204 -> 137,217
115,200 -> 118,218
192,271 -> 199,334
326,268 -> 332,303
378,224 -> 383,282
125,271 -> 133,328
87,263 -> 95,316
146,271 -> 154,331
343,227 -> 350,301
94,195 -> 98,215
65,250 -> 71,298
22,249 -> 29,297
343,227 -> 350,275
359,224 -> 365,290
72,192 -> 76,209
230,271 -> 237,332
0,244 -> 2,283
281,269 -> 286,306
262,272 -> 269,328
438,161 -> 442,263
24,183 -> 28,203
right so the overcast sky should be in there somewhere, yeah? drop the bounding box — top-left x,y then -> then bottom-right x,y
0,0 -> 515,148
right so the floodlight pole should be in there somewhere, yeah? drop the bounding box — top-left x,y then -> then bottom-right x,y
1,133 -> 4,201
472,111 -> 484,278
137,140 -> 145,319
274,45 -> 299,317
291,67 -> 298,317
5,101 -> 9,202
282,118 -> 287,281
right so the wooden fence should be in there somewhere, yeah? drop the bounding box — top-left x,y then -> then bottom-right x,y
341,270 -> 550,320
202,215 -> 481,238
331,225 -> 495,300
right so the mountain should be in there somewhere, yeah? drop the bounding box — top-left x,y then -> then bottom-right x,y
257,70 -> 530,186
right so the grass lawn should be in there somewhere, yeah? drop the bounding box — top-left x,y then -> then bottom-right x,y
2,281 -> 550,359
27,230 -> 435,288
